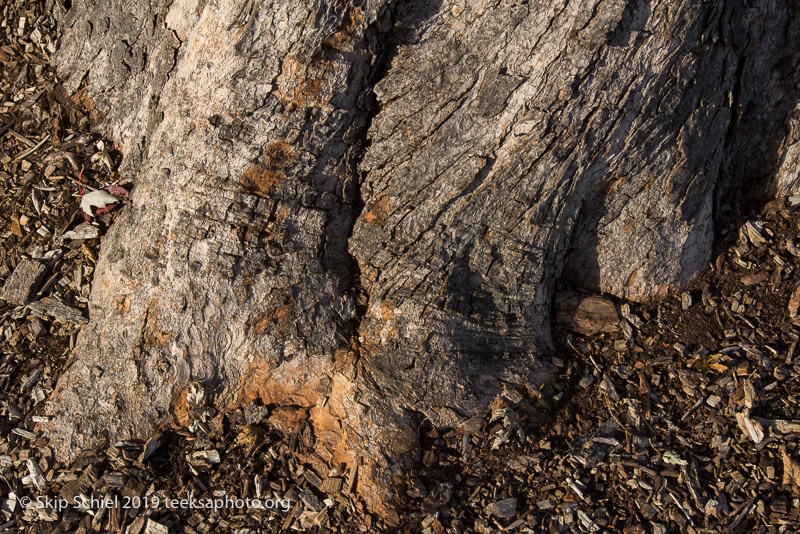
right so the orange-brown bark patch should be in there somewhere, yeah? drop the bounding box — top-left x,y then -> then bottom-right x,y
170,385 -> 192,427
275,57 -> 333,111
116,296 -> 131,316
142,302 -> 172,347
273,302 -> 294,336
234,356 -> 324,410
71,85 -> 104,123
379,301 -> 395,322
240,141 -> 294,197
224,358 -> 400,525
263,141 -> 293,167
268,405 -> 309,434
240,166 -> 282,197
624,217 -> 635,235
364,196 -> 392,226
323,6 -> 364,51
253,315 -> 270,335
252,301 -> 295,337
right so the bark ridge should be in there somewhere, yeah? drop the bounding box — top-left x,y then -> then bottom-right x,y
44,0 -> 800,518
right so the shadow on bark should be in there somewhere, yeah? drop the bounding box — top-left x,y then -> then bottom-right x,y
563,0 -> 800,299
41,0 -> 800,525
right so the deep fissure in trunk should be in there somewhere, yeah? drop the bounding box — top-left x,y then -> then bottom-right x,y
44,0 -> 800,521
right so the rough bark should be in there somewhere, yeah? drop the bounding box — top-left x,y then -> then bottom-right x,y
44,0 -> 800,519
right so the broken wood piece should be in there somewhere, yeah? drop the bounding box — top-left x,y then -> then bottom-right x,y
26,459 -> 46,490
0,258 -> 46,305
61,222 -> 100,241
736,411 -> 765,444
556,291 -> 620,336
486,497 -> 517,518
27,297 -> 87,324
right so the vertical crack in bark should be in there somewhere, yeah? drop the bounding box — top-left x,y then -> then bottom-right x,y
44,0 -> 442,522
336,0 -> 428,377
43,0 -> 800,523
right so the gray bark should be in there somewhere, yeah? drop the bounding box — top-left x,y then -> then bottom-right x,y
45,0 -> 800,519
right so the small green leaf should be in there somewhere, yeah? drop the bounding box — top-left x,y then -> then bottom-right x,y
662,450 -> 688,466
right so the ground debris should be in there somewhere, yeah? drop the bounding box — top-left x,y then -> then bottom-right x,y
0,258 -> 46,305
27,296 -> 87,324
2,0 -> 800,532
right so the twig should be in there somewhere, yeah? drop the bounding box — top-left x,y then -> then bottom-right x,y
13,133 -> 51,162
65,173 -> 97,193
668,490 -> 695,527
724,497 -> 756,532
8,128 -> 36,148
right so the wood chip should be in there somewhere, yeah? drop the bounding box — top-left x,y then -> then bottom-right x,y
61,222 -> 100,241
790,284 -> 800,326
27,297 -> 87,324
11,427 -> 37,440
741,271 -> 769,286
104,472 -> 127,488
555,291 -> 620,335
304,470 -> 323,489
346,461 -> 358,494
26,458 -> 46,490
754,418 -> 800,434
192,449 -> 220,464
321,476 -> 343,494
142,518 -> 169,534
299,488 -> 324,512
486,497 -> 517,518
736,411 -> 765,444
0,258 -> 46,305
21,369 -> 41,390
781,447 -> 800,495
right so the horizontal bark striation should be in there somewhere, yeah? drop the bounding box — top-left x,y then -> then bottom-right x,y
46,0 -> 412,515
350,0 -> 791,428
44,0 -> 800,521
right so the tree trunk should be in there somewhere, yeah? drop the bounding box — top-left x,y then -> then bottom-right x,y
45,0 -> 800,520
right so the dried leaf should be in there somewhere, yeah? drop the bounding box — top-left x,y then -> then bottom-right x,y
61,222 -> 100,241
693,353 -> 728,374
742,221 -> 767,247
90,150 -> 114,172
82,243 -> 97,263
80,189 -> 120,218
234,424 -> 267,452
186,381 -> 205,408
105,185 -> 129,198
490,408 -> 524,449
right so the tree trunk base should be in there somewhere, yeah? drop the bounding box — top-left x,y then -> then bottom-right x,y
43,0 -> 800,520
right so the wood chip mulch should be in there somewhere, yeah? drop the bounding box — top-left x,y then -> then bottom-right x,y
2,1 -> 800,533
